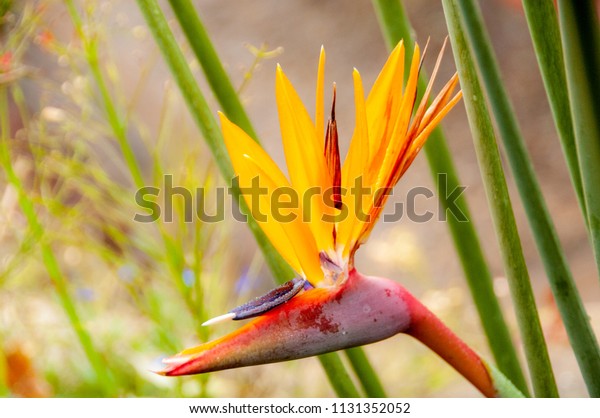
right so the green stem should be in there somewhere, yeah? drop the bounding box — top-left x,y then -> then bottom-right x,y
167,0 -> 258,141
0,87 -> 114,396
556,0 -> 600,283
136,0 -> 363,398
344,348 -> 387,397
318,353 -> 361,398
521,0 -> 586,222
442,0 -> 558,397
457,0 -> 600,397
405,290 -> 523,397
371,0 -> 529,395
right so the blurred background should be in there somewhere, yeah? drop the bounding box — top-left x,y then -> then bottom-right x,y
1,0 -> 598,397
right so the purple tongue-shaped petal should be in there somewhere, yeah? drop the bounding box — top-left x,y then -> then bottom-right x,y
230,277 -> 307,320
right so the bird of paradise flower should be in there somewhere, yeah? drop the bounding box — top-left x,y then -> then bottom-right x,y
158,41 -> 523,398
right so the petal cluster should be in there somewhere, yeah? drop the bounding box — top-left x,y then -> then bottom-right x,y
221,41 -> 462,285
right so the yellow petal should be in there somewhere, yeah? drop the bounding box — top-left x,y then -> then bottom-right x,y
245,160 -> 324,281
220,113 -> 323,281
276,66 -> 334,253
338,69 -> 371,255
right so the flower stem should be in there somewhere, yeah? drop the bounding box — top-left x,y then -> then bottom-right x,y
371,0 -> 529,396
556,0 -> 600,283
344,348 -> 387,397
442,0 -> 558,397
166,0 -> 258,142
521,0 -> 586,222
457,0 -> 600,397
318,353 -> 361,398
403,291 -> 523,397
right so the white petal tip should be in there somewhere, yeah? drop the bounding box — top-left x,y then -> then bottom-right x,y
160,355 -> 192,365
202,312 -> 236,327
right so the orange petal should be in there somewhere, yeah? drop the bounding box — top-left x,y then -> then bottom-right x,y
418,73 -> 460,135
315,46 -> 326,140
404,90 -> 463,173
407,38 -> 449,139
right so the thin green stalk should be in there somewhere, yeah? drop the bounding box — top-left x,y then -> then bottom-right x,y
0,87 -> 114,396
442,0 -> 558,397
556,0 -> 600,281
521,0 -> 586,222
191,210 -> 214,398
64,0 -> 208,337
166,0 -> 258,141
136,0 -> 362,398
64,0 -> 144,189
318,353 -> 360,397
372,0 -> 529,395
126,283 -> 182,353
457,0 -> 600,397
344,348 -> 387,397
